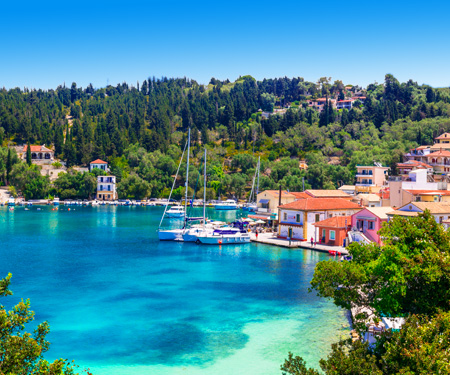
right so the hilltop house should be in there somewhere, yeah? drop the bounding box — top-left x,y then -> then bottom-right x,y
277,198 -> 361,241
90,159 -> 109,172
22,145 -> 54,162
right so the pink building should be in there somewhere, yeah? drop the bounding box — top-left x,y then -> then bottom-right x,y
351,207 -> 393,244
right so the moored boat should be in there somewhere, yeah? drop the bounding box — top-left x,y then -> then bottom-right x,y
215,199 -> 238,210
165,205 -> 185,218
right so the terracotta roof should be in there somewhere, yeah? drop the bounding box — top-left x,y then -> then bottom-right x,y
337,100 -> 354,103
386,210 -> 418,217
338,185 -> 356,191
356,193 -> 381,202
305,190 -> 351,198
290,192 -> 310,199
395,202 -> 450,214
90,159 -> 107,164
404,190 -> 450,196
362,207 -> 394,219
313,216 -> 351,228
427,150 -> 450,157
279,198 -> 361,211
435,133 -> 450,140
397,160 -> 432,169
23,145 -> 52,152
410,145 -> 430,150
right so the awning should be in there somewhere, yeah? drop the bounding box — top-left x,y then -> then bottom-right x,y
248,214 -> 271,221
259,199 -> 270,204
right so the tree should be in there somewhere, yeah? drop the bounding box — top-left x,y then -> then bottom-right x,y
26,140 -> 32,166
310,211 -> 450,327
260,93 -> 276,112
0,273 -> 85,375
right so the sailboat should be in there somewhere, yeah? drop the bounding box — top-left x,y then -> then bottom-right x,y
242,156 -> 260,212
158,129 -> 191,241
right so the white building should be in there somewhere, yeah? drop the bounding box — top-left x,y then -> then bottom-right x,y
277,198 -> 361,241
97,176 -> 117,201
90,159 -> 109,172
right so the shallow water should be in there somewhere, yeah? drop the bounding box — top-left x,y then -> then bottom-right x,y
0,205 -> 348,374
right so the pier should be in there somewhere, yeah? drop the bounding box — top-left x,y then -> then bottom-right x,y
250,232 -> 349,255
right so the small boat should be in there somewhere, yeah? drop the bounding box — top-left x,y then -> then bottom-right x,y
53,197 -> 60,206
158,229 -> 184,241
328,250 -> 341,256
165,205 -> 185,218
7,198 -> 15,207
215,199 -> 238,210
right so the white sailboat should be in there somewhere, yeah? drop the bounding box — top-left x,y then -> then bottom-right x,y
183,148 -> 216,242
158,129 -> 190,241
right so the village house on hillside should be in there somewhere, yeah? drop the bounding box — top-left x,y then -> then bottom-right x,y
21,145 -> 54,162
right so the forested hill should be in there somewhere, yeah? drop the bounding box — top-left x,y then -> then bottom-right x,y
1,74 -> 450,199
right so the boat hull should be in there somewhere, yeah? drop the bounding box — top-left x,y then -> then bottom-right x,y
197,234 -> 251,245
158,229 -> 183,241
215,205 -> 237,210
165,212 -> 185,218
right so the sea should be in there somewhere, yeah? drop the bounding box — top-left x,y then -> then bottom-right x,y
0,205 -> 349,375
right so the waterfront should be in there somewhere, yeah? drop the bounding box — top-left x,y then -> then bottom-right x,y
0,206 -> 348,375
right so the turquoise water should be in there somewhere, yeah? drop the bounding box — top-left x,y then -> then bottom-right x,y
0,206 -> 348,374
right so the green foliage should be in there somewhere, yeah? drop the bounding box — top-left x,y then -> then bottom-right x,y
283,212 -> 450,374
26,140 -> 32,166
310,212 -> 450,322
0,273 -> 83,374
53,170 -> 96,200
117,173 -> 152,199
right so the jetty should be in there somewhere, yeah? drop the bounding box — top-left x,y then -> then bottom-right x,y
250,232 -> 349,255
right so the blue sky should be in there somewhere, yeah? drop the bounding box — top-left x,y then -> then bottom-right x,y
1,0 -> 449,89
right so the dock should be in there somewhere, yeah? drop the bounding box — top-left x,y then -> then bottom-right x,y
250,232 -> 349,255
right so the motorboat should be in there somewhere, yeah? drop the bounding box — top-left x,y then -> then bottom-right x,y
7,197 -> 15,206
196,221 -> 251,245
53,197 -> 60,206
196,230 -> 251,245
215,199 -> 238,210
165,205 -> 185,218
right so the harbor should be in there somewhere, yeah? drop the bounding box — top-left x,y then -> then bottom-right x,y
0,205 -> 348,375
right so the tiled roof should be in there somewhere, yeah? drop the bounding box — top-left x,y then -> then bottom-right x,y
363,207 -> 394,219
405,190 -> 450,196
427,150 -> 450,157
397,160 -> 432,169
313,216 -> 351,228
395,202 -> 450,214
23,145 -> 52,152
279,198 -> 361,211
435,133 -> 450,140
338,185 -> 356,191
305,189 -> 351,198
90,159 -> 107,164
290,192 -> 310,199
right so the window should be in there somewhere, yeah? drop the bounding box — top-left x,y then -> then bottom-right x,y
329,213 -> 333,218
440,216 -> 443,224
368,221 -> 374,230
296,214 -> 300,223
283,213 -> 287,221
330,230 -> 335,240
99,194 -> 102,198
315,214 -> 320,222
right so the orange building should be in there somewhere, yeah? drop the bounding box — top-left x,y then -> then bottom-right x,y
313,216 -> 352,247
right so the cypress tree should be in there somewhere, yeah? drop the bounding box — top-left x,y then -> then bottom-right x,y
26,140 -> 32,166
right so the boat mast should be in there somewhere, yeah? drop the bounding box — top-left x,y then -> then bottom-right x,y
256,156 -> 260,200
159,139 -> 187,229
184,128 -> 191,226
203,148 -> 207,229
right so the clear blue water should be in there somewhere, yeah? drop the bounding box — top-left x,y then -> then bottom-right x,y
0,206 -> 348,374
